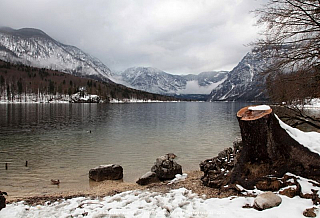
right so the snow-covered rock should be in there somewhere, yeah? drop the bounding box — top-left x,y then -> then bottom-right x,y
0,27 -> 112,82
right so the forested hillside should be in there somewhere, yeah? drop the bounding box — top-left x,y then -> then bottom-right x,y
0,61 -> 178,103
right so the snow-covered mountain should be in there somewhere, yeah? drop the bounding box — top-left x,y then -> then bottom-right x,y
116,67 -> 228,96
119,67 -> 186,94
208,50 -> 268,102
0,27 -> 112,82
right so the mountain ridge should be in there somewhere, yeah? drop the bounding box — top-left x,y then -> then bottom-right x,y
116,66 -> 228,96
0,27 -> 269,102
208,50 -> 268,102
0,27 -> 113,83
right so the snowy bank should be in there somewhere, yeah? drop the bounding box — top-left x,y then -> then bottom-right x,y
109,98 -> 180,103
1,183 -> 318,218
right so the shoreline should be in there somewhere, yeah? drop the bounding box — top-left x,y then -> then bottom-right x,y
7,171 -> 237,205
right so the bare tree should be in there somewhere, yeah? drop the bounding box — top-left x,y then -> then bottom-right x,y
253,0 -> 320,74
253,0 -> 320,130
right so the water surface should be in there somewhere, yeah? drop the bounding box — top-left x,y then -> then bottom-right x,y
0,102 -> 249,198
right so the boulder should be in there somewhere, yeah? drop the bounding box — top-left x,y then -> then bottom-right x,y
279,186 -> 299,198
0,196 -> 5,210
303,207 -> 317,217
151,154 -> 182,180
0,192 -> 6,211
89,164 -> 123,182
255,179 -> 282,191
253,192 -> 282,210
136,171 -> 160,185
200,139 -> 241,188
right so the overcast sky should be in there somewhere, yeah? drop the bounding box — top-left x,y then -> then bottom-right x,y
0,0 -> 265,75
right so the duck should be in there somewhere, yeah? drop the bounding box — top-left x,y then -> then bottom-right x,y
51,179 -> 60,185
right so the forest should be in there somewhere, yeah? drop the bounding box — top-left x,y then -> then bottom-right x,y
0,60 -> 178,103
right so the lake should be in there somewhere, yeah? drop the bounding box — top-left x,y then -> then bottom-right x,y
0,102 -> 250,198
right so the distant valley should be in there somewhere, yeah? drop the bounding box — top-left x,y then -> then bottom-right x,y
113,67 -> 228,100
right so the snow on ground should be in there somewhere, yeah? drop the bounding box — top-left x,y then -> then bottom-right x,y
1,172 -> 320,218
0,185 -> 318,218
109,98 -> 179,103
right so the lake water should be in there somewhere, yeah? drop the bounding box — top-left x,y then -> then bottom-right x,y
0,102 -> 250,198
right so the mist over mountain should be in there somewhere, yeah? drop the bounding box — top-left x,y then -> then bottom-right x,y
115,67 -> 228,96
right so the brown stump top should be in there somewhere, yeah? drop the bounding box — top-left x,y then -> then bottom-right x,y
237,105 -> 272,121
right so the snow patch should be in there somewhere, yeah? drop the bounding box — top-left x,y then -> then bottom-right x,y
168,173 -> 188,185
303,98 -> 320,108
276,114 -> 320,155
248,105 -> 271,111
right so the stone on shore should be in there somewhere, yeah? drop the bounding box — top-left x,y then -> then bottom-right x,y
89,164 -> 123,182
151,154 -> 182,180
136,171 -> 160,185
303,207 -> 317,217
0,192 -> 6,211
253,192 -> 282,210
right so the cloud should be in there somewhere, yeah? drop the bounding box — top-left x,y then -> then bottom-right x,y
0,0 -> 264,74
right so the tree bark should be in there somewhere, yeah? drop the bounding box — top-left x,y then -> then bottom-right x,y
230,105 -> 320,189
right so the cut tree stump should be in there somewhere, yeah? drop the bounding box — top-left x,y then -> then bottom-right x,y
201,105 -> 320,190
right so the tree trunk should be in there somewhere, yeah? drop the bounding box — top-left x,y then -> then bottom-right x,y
230,106 -> 320,189
200,105 -> 320,190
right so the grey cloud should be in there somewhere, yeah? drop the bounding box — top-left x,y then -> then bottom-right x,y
0,0 -> 265,74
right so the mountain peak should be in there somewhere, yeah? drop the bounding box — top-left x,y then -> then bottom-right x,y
0,26 -> 112,82
208,50 -> 268,102
0,27 -> 51,39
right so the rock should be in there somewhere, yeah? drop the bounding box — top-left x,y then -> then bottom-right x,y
200,141 -> 241,188
303,207 -> 317,217
256,179 -> 282,191
253,192 -> 282,211
0,191 -> 6,211
136,172 -> 160,185
0,196 -> 5,210
279,186 -> 299,198
151,154 -> 182,180
89,164 -> 123,182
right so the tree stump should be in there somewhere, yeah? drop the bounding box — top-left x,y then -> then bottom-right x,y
200,105 -> 320,190
230,105 -> 320,189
